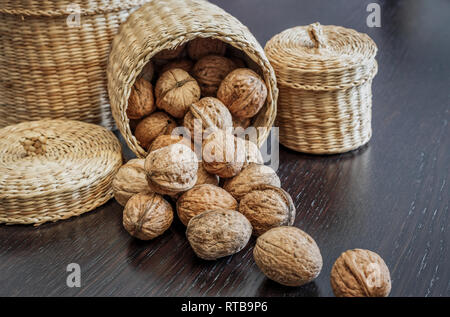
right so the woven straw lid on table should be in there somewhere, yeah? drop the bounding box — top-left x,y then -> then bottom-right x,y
265,23 -> 378,154
0,119 -> 123,226
107,0 -> 278,158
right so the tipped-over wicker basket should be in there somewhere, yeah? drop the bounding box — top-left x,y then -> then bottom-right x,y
0,119 -> 123,225
265,23 -> 378,154
0,0 -> 149,130
107,0 -> 278,158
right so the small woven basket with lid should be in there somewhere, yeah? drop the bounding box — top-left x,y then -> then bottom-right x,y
0,0 -> 149,130
265,23 -> 378,154
107,0 -> 278,158
0,119 -> 123,226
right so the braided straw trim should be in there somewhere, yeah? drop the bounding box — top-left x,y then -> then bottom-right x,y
0,0 -> 149,130
107,0 -> 278,158
265,23 -> 378,154
0,119 -> 123,225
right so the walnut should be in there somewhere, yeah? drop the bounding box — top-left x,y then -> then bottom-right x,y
123,192 -> 173,240
195,163 -> 219,187
186,209 -> 252,260
154,44 -> 186,60
177,184 -> 238,226
139,61 -> 155,83
187,37 -> 227,60
233,116 -> 252,130
144,143 -> 198,195
127,78 -> 156,120
218,68 -> 268,119
160,59 -> 194,75
183,97 -> 232,141
134,111 -> 177,151
202,130 -> 246,178
239,185 -> 295,236
253,226 -> 322,286
330,249 -> 391,297
223,163 -> 280,201
112,159 -> 150,206
155,69 -> 201,118
148,134 -> 192,153
244,140 -> 263,166
192,55 -> 237,97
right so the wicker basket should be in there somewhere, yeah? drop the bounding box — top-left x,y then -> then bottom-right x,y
265,23 -> 378,154
0,0 -> 149,130
0,119 -> 123,225
107,0 -> 278,158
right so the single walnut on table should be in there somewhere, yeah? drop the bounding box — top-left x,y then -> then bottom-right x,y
330,249 -> 391,297
123,192 -> 173,240
192,55 -> 237,97
218,68 -> 268,119
239,185 -> 295,236
134,111 -> 177,151
253,226 -> 323,286
112,159 -> 150,206
145,143 -> 198,195
186,209 -> 252,260
155,68 -> 201,118
187,37 -> 227,60
177,184 -> 238,226
127,78 -> 155,120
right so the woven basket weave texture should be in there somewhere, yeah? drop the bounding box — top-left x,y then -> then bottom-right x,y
0,119 -> 123,225
107,0 -> 278,158
0,0 -> 149,130
265,23 -> 378,154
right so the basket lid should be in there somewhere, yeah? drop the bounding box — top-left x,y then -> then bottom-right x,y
265,23 -> 378,90
0,119 -> 123,225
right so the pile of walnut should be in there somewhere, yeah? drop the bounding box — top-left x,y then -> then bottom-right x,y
112,38 -> 391,297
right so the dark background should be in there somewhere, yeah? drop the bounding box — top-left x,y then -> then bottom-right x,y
0,0 -> 448,297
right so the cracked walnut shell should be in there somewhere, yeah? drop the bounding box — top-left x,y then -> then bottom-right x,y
192,55 -> 237,97
127,78 -> 156,120
177,184 -> 238,226
112,159 -> 150,207
134,111 -> 177,151
187,37 -> 227,60
123,192 -> 173,240
155,68 -> 201,118
330,249 -> 391,297
145,143 -> 198,195
223,163 -> 281,201
186,209 -> 252,260
239,185 -> 295,236
218,68 -> 268,119
253,226 -> 323,286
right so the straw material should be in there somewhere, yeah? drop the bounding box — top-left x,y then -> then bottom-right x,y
0,0 -> 149,130
107,0 -> 278,158
265,23 -> 378,154
0,119 -> 123,226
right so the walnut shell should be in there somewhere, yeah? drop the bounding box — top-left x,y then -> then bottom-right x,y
218,68 -> 268,119
139,61 -> 155,83
177,184 -> 238,226
253,226 -> 322,286
186,209 -> 252,260
192,55 -> 237,97
330,249 -> 391,297
123,192 -> 173,240
148,134 -> 192,153
154,44 -> 186,60
196,163 -> 219,187
145,143 -> 198,195
112,159 -> 150,206
232,116 -> 252,130
155,69 -> 201,118
223,163 -> 281,201
202,130 -> 246,178
127,78 -> 156,120
187,37 -> 227,60
160,59 -> 194,75
244,140 -> 264,166
183,97 -> 232,141
134,111 -> 177,150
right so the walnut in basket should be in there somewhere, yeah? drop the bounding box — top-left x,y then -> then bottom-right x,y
187,37 -> 227,60
218,69 -> 267,119
155,68 -> 201,118
134,111 -> 177,151
192,55 -> 237,97
160,59 -> 194,75
148,134 -> 192,153
127,78 -> 156,120
154,44 -> 186,60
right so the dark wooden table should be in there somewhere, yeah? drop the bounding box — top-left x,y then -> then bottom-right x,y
0,0 -> 448,297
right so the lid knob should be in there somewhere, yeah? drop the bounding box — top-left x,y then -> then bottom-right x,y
20,131 -> 47,156
307,22 -> 327,49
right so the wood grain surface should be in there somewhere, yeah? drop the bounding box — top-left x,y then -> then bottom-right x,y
0,0 -> 448,297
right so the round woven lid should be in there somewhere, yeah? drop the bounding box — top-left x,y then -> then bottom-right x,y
0,119 -> 123,225
265,22 -> 378,90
